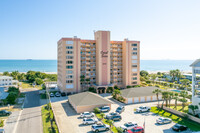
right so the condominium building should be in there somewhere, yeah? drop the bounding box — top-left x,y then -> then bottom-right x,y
57,31 -> 140,94
0,76 -> 13,87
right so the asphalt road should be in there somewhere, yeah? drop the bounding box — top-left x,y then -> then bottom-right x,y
15,90 -> 42,133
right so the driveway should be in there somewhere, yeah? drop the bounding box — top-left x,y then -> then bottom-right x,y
51,96 -> 109,133
104,96 -> 191,133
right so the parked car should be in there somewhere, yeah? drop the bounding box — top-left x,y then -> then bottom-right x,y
0,129 -> 5,133
156,117 -> 172,124
61,92 -> 66,96
116,106 -> 125,114
106,114 -> 121,121
120,122 -> 138,132
105,112 -> 119,119
99,106 -> 110,112
80,112 -> 95,118
126,126 -> 144,133
55,92 -> 61,97
50,93 -> 54,97
91,123 -> 110,132
83,118 -> 98,125
136,106 -> 151,113
172,124 -> 188,132
0,110 -> 11,116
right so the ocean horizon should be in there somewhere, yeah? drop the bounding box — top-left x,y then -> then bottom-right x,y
0,59 -> 194,73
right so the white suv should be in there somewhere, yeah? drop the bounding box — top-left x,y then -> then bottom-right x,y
136,106 -> 151,113
83,118 -> 98,125
120,122 -> 138,131
80,112 -> 95,118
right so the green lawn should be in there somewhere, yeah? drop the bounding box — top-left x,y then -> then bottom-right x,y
96,114 -> 118,133
41,105 -> 59,133
151,107 -> 200,131
169,106 -> 188,113
20,81 -> 42,89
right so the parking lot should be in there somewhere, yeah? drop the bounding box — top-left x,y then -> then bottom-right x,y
51,95 -> 192,133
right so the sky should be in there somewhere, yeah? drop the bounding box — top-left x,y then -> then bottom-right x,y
0,0 -> 200,60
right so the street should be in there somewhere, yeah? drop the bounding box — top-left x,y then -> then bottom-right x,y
15,90 -> 42,133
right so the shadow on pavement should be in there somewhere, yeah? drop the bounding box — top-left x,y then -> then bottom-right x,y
61,101 -> 78,116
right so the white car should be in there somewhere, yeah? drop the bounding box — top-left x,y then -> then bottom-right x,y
156,117 -> 172,124
80,112 -> 95,118
83,118 -> 98,125
120,122 -> 138,131
136,106 -> 151,113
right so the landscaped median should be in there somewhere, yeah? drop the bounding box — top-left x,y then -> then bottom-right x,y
94,108 -> 123,133
41,104 -> 59,133
150,106 -> 200,131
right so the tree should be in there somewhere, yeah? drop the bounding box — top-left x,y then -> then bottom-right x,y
179,90 -> 188,111
17,73 -> 26,81
112,89 -> 121,99
153,89 -> 161,106
170,70 -> 176,82
100,113 -> 105,120
35,78 -> 44,85
188,105 -> 199,115
106,119 -> 113,128
140,70 -> 149,77
168,92 -> 174,107
10,71 -> 20,80
116,127 -> 123,133
175,69 -> 182,83
3,71 -> 9,76
180,79 -> 190,90
93,108 -> 100,114
161,91 -> 169,108
151,74 -> 157,85
173,92 -> 179,109
26,71 -> 36,83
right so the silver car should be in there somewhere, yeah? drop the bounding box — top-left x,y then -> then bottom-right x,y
91,123 -> 110,132
83,118 -> 98,125
156,117 -> 172,124
80,112 -> 95,118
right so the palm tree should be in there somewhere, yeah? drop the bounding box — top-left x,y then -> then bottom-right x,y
100,113 -> 105,120
10,71 -> 20,80
112,89 -> 121,99
106,119 -> 114,128
168,92 -> 174,107
161,91 -> 169,108
170,70 -> 176,82
153,89 -> 161,106
151,74 -> 157,85
180,79 -> 190,90
179,90 -> 188,111
175,69 -> 182,83
173,92 -> 179,109
3,71 -> 9,76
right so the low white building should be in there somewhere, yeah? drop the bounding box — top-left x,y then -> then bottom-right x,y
0,76 -> 17,87
190,59 -> 200,113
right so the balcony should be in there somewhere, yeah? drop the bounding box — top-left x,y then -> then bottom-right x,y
85,44 -> 90,47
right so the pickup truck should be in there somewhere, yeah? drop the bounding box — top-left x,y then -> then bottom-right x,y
136,106 -> 151,113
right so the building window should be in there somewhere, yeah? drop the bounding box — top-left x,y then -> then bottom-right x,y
132,69 -> 137,72
132,60 -> 137,63
67,70 -> 73,74
67,75 -> 73,79
66,51 -> 73,54
132,52 -> 137,55
132,82 -> 137,84
66,80 -> 73,83
132,65 -> 137,67
133,48 -> 137,50
132,44 -> 137,46
66,61 -> 73,64
132,77 -> 137,80
132,73 -> 137,76
66,66 -> 73,69
66,46 -> 73,49
66,56 -> 73,59
132,56 -> 137,59
66,41 -> 73,44
66,84 -> 74,88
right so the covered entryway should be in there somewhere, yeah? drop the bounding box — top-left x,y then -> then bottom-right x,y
97,87 -> 106,94
93,84 -> 114,94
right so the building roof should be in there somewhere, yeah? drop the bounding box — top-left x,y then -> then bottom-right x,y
69,92 -> 113,106
121,86 -> 161,98
0,76 -> 13,79
190,59 -> 200,67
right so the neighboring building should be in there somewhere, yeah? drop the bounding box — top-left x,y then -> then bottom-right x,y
57,30 -> 140,94
0,76 -> 13,87
0,87 -> 9,100
183,73 -> 200,81
121,86 -> 162,104
68,92 -> 113,113
190,59 -> 200,110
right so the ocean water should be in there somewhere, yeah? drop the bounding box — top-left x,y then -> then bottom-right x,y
0,60 -> 194,72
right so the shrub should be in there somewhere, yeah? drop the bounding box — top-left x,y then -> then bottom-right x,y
132,85 -> 141,88
0,120 -> 4,127
35,78 -> 44,85
106,87 -> 113,93
89,87 -> 96,93
116,127 -> 123,133
93,107 -> 100,114
114,85 -> 119,89
126,85 -> 132,88
146,80 -> 151,84
155,85 -> 160,88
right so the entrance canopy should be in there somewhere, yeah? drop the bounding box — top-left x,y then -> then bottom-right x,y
93,84 -> 114,94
